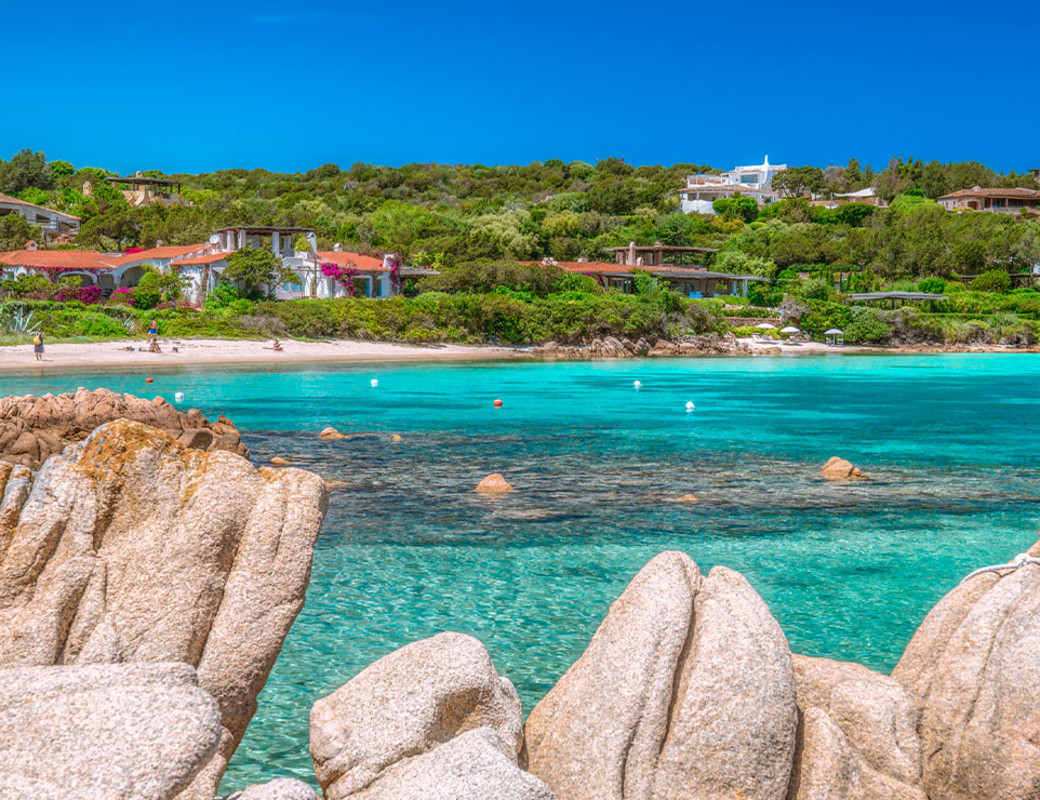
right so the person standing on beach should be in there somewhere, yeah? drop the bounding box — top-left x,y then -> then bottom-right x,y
148,318 -> 158,341
33,330 -> 44,361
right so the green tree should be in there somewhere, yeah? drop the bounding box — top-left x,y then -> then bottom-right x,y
223,249 -> 297,296
771,166 -> 826,198
0,213 -> 41,250
713,195 -> 759,223
0,149 -> 52,193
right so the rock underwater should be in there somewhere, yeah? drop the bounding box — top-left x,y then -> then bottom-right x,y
0,387 -> 249,470
524,550 -> 798,800
0,419 -> 328,799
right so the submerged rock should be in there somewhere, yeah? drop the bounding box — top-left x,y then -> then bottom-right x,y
524,550 -> 797,800
787,655 -> 926,800
221,778 -> 320,800
820,457 -> 868,480
0,662 -> 221,800
270,456 -> 293,466
476,473 -> 514,493
0,387 -> 248,469
311,632 -> 527,800
319,427 -> 348,440
892,541 -> 1040,800
0,420 -> 328,797
663,493 -> 699,504
389,433 -> 404,443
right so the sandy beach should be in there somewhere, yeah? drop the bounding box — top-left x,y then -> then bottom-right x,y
2,336 -> 1033,372
0,338 -> 523,372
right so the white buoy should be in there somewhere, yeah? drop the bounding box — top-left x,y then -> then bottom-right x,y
370,379 -> 379,388
633,380 -> 642,389
685,401 -> 695,412
174,392 -> 184,403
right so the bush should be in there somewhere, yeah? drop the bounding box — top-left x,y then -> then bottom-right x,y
918,277 -> 946,294
969,270 -> 1011,294
844,308 -> 891,343
134,272 -> 162,310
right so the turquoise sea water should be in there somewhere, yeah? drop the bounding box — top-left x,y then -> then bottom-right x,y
2,354 -> 1039,788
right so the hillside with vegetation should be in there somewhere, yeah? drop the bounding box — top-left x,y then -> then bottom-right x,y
2,149 -> 1039,348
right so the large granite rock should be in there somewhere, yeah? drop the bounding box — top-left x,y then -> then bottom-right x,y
0,419 -> 328,797
787,655 -> 926,800
524,550 -> 797,800
310,632 -> 530,800
350,728 -> 555,800
892,540 -> 1040,800
0,662 -> 221,800
0,387 -> 248,469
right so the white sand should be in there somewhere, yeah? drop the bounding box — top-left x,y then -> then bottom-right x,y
1,338 -> 523,372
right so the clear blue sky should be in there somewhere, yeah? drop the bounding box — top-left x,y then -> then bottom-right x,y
4,0 -> 1037,174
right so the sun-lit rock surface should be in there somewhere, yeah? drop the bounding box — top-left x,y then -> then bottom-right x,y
0,419 -> 328,798
787,655 -> 926,800
892,539 -> 1040,800
476,472 -> 514,493
0,662 -> 221,800
820,457 -> 868,480
0,387 -> 248,469
525,550 -> 797,800
311,632 -> 525,800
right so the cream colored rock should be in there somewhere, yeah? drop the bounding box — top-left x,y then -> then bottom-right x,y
663,493 -> 698,504
319,427 -> 348,440
892,542 -> 1040,800
0,662 -> 221,800
476,473 -> 514,493
223,778 -> 320,800
311,632 -> 524,800
787,655 -> 926,800
0,420 -> 328,797
350,728 -> 555,800
820,456 -> 868,480
270,456 -> 293,466
525,551 -> 797,800
0,387 -> 248,469
389,433 -> 404,443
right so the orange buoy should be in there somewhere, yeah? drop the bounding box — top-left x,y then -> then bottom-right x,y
146,377 -> 154,383
493,398 -> 503,408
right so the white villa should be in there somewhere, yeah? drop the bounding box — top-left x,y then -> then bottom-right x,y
679,156 -> 787,214
0,192 -> 80,239
0,226 -> 421,303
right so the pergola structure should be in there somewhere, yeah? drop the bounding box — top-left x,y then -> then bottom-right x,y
106,172 -> 183,206
609,241 -> 718,267
848,291 -> 949,310
213,226 -> 316,257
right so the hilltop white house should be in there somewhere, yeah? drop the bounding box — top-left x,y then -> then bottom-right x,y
679,156 -> 787,214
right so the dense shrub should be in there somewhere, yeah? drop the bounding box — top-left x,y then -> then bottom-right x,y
844,308 -> 891,343
969,270 -> 1011,294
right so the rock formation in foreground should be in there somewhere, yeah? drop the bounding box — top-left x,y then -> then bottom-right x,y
0,387 -> 248,469
310,632 -> 551,800
0,419 -> 328,798
0,662 -> 221,800
787,655 -> 926,800
892,540 -> 1040,800
820,456 -> 868,480
524,550 -> 798,800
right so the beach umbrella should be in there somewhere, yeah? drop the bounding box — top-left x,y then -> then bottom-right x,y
780,326 -> 800,334
755,322 -> 776,330
824,328 -> 844,335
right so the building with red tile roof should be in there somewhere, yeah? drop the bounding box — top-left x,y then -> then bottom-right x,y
0,193 -> 80,238
938,186 -> 1040,214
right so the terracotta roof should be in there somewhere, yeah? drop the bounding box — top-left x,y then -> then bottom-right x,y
523,260 -> 705,274
0,249 -> 112,269
939,187 -> 1040,200
317,251 -> 387,271
172,252 -> 229,266
108,244 -> 210,265
0,193 -> 81,221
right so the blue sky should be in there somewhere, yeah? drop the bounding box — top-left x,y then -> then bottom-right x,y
3,0 -> 1037,174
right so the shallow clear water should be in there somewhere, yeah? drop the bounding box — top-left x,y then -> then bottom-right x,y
3,354 -> 1039,789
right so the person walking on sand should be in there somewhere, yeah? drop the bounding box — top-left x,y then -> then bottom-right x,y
148,318 -> 158,342
33,330 -> 44,361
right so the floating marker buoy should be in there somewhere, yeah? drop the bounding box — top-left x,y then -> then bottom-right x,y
174,392 -> 184,402
370,379 -> 379,387
685,401 -> 695,412
146,377 -> 154,384
493,399 -> 503,408
633,380 -> 642,389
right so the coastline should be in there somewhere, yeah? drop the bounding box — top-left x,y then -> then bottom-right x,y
1,336 -> 1037,373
